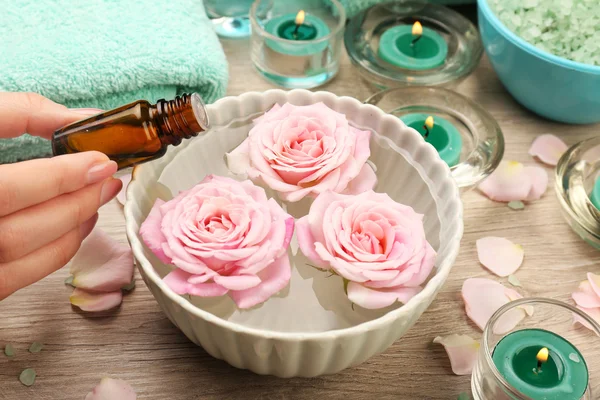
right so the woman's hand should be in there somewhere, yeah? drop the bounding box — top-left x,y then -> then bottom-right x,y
0,92 -> 122,300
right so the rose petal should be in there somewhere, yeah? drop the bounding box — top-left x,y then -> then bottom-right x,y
529,134 -> 568,166
296,216 -> 330,269
85,378 -> 137,400
572,280 -> 600,308
226,139 -> 251,175
70,229 -> 134,292
573,306 -> 600,336
70,289 -> 123,312
116,174 -> 132,205
343,163 -> 378,195
462,278 -> 527,333
588,272 -> 600,298
476,237 -> 524,277
139,199 -> 171,264
478,161 -> 532,202
163,268 -> 229,297
228,253 -> 291,309
433,334 -> 480,375
524,166 -> 548,201
347,282 -> 421,309
213,275 -> 261,291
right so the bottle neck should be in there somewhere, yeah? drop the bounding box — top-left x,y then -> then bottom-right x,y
153,93 -> 209,146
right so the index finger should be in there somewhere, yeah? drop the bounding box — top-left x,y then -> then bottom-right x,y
0,92 -> 101,139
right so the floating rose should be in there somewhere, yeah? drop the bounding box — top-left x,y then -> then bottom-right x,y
226,102 -> 377,202
296,190 -> 435,310
139,175 -> 295,309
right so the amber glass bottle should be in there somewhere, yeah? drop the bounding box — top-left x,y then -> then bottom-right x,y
52,93 -> 209,169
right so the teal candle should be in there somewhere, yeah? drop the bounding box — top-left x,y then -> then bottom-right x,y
400,113 -> 462,167
492,329 -> 588,399
378,23 -> 448,70
590,177 -> 600,210
265,12 -> 330,56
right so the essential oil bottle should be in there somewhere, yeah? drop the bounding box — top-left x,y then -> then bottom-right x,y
52,93 -> 209,169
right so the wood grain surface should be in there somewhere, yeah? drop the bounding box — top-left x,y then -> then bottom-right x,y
2,12 -> 600,400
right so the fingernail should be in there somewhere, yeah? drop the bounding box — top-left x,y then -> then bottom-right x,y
87,161 -> 118,184
70,108 -> 104,115
100,178 -> 123,205
79,213 -> 99,239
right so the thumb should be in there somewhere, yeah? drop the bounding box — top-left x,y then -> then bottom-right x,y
0,92 -> 102,140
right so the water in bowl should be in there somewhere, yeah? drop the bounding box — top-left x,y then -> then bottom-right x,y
154,110 -> 441,333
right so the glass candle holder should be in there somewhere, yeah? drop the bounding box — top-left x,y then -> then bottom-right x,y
344,0 -> 482,89
472,298 -> 600,400
250,0 -> 345,89
364,87 -> 504,192
204,0 -> 254,38
555,136 -> 600,249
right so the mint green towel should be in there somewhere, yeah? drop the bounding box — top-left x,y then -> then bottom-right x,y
340,0 -> 475,18
0,0 -> 228,163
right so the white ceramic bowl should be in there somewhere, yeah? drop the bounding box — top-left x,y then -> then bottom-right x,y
124,89 -> 463,377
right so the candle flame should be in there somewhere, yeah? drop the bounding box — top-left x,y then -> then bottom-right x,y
296,10 -> 305,26
537,347 -> 549,363
412,21 -> 423,36
425,116 -> 434,130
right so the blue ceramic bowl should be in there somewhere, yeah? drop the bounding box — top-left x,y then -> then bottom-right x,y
478,0 -> 600,124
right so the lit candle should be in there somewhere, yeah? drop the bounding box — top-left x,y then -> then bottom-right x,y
264,10 -> 330,56
378,21 -> 448,70
400,113 -> 462,167
492,329 -> 588,399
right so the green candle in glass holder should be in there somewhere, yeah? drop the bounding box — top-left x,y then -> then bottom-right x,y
378,21 -> 448,70
400,113 -> 462,167
265,10 -> 330,56
492,329 -> 588,400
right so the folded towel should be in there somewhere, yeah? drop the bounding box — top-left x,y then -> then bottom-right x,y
340,0 -> 475,18
0,0 -> 228,163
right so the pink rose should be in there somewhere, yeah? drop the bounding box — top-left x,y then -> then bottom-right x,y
226,102 -> 377,202
139,175 -> 294,309
296,190 -> 436,310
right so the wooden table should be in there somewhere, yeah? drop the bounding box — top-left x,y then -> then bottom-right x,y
2,14 -> 600,400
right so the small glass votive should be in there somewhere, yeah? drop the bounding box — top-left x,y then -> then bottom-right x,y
472,298 -> 600,400
364,87 -> 504,192
250,0 -> 345,89
555,136 -> 600,249
344,0 -> 482,89
204,0 -> 254,38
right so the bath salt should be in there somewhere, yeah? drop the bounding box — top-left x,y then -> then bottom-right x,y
489,0 -> 600,66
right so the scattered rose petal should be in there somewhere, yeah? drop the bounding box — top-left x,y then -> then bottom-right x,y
19,368 -> 36,387
462,278 -> 528,333
508,275 -> 522,287
28,342 -> 43,353
433,334 -> 480,375
573,306 -> 600,336
70,289 -> 123,312
476,237 -> 524,277
478,161 -> 532,202
64,275 -> 75,287
507,201 -> 525,210
116,174 -> 132,205
529,134 -> 568,166
70,229 -> 134,292
572,280 -> 600,308
588,272 -> 600,298
85,377 -> 137,400
4,343 -> 14,357
524,166 -> 548,201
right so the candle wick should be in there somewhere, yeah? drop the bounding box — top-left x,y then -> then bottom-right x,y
423,124 -> 429,139
410,36 -> 421,48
